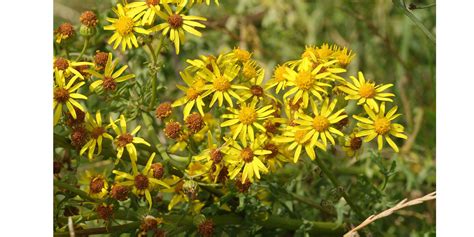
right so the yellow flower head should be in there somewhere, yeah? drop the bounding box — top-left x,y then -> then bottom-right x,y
225,137 -> 270,183
172,70 -> 207,117
125,0 -> 162,26
53,70 -> 87,125
104,3 -> 151,51
353,103 -> 407,152
86,53 -> 135,92
80,111 -> 114,160
110,115 -> 151,164
338,71 -> 395,112
294,98 -> 347,149
113,153 -> 170,209
221,100 -> 275,146
55,22 -> 75,44
266,64 -> 290,94
54,57 -> 93,80
150,3 -> 206,54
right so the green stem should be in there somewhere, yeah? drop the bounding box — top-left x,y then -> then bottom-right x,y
54,180 -> 96,202
54,222 -> 139,236
64,47 -> 70,59
314,157 -> 365,219
75,38 -> 89,61
147,34 -> 166,111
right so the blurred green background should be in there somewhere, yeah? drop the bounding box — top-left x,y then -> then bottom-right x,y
54,0 -> 435,236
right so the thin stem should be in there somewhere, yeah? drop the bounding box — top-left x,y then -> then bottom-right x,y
54,222 -> 139,236
64,47 -> 70,59
54,180 -> 96,202
147,34 -> 166,111
314,157 -> 365,219
75,38 -> 89,61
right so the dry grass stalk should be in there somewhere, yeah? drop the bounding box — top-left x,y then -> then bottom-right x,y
344,191 -> 436,237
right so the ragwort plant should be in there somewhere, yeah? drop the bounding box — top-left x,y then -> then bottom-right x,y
54,1 -> 411,236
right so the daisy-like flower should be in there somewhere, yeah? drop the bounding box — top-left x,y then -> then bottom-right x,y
55,22 -> 75,44
125,0 -> 162,26
226,47 -> 252,64
353,103 -> 407,152
266,64 -> 290,94
150,3 -> 206,54
53,70 -> 87,125
88,174 -> 109,199
80,111 -> 114,160
221,100 -> 275,146
161,177 -> 205,212
342,132 -> 363,157
225,138 -> 270,183
283,64 -> 332,108
295,98 -> 347,150
240,68 -> 278,103
113,152 -> 170,208
273,128 -> 322,163
86,53 -> 135,92
104,3 -> 150,51
198,61 -> 248,108
110,115 -> 151,164
172,71 -> 207,117
54,57 -> 93,80
261,142 -> 290,171
332,46 -> 355,68
338,72 -> 395,112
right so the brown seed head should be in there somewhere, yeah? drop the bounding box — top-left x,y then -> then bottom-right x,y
116,133 -> 133,147
111,185 -> 129,201
210,149 -> 224,163
335,114 -> 349,129
240,147 -> 254,163
80,11 -> 98,27
54,88 -> 70,103
71,126 -> 89,149
197,219 -> 214,237
168,14 -> 183,29
66,107 -> 86,128
54,57 -> 69,71
134,174 -> 149,190
89,176 -> 105,194
96,204 -> 113,220
56,23 -> 75,38
350,136 -> 362,151
263,143 -> 279,159
155,102 -> 172,119
185,113 -> 205,133
146,0 -> 160,6
264,121 -> 279,135
103,76 -> 117,91
142,216 -> 158,231
91,126 -> 105,139
151,163 -> 164,179
164,121 -> 181,139
236,178 -> 251,193
94,51 -> 109,70
250,85 -> 264,97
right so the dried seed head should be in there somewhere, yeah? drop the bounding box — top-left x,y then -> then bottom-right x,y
197,219 -> 214,237
168,14 -> 183,29
89,176 -> 106,194
142,215 -> 159,231
80,11 -> 98,27
156,102 -> 173,119
151,163 -> 164,179
236,178 -> 251,193
74,65 -> 91,78
94,51 -> 109,70
335,114 -> 349,129
111,185 -> 129,201
54,88 -> 70,104
350,136 -> 362,151
96,204 -> 114,220
164,121 -> 181,139
264,121 -> 279,135
56,23 -> 75,39
71,126 -> 89,149
116,133 -> 133,147
263,143 -> 279,159
240,147 -> 254,163
217,165 -> 228,183
54,57 -> 69,71
103,76 -> 117,91
91,126 -> 105,139
66,107 -> 86,128
185,113 -> 205,133
250,85 -> 264,97
134,174 -> 150,190
147,0 -> 160,6
210,149 -> 224,163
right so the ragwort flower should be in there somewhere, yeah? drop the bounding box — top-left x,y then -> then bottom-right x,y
80,111 -> 114,160
86,53 -> 135,92
110,115 -> 151,163
53,70 -> 87,125
225,138 -> 270,183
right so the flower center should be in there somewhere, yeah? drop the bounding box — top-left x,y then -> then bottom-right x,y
115,16 -> 134,36
146,0 -> 160,6
274,66 -> 287,82
164,121 -> 181,139
186,87 -> 200,100
185,113 -> 204,133
238,106 -> 257,125
111,185 -> 129,201
295,71 -> 313,90
242,63 -> 257,79
294,130 -> 308,144
312,115 -> 330,132
301,46 -> 317,59
117,133 -> 133,147
233,48 -> 251,62
359,83 -> 376,98
151,163 -> 164,179
94,52 -> 108,69
240,147 -> 254,163
374,117 -> 391,135
210,149 -> 224,163
91,126 -> 105,139
250,85 -> 264,97
80,11 -> 98,27
213,77 -> 230,91
134,174 -> 149,190
263,143 -> 278,159
103,76 -> 117,91
155,102 -> 172,119
168,14 -> 183,29
89,176 -> 105,194
54,88 -> 70,103
350,137 -> 362,150
54,57 -> 69,70
57,23 -> 74,37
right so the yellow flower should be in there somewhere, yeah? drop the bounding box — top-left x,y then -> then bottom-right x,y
80,111 -> 114,160
283,64 -> 332,108
172,71 -> 207,117
150,3 -> 206,54
239,68 -> 278,102
294,98 -> 347,149
86,53 -> 135,92
273,127 -> 321,163
261,141 -> 290,171
221,100 -> 275,146
332,45 -> 355,67
161,177 -> 204,212
225,138 -> 270,183
113,153 -> 170,208
342,132 -> 363,158
53,70 -> 87,125
198,61 -> 247,108
125,1 -> 162,26
338,72 -> 394,112
104,3 -> 150,51
80,170 -> 109,199
353,103 -> 407,152
266,64 -> 290,94
227,47 -> 252,63
54,57 -> 93,80
55,22 -> 75,44
110,115 -> 151,164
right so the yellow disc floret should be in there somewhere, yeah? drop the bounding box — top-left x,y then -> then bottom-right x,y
238,106 -> 257,125
359,83 -> 376,98
213,77 -> 231,91
312,115 -> 330,132
115,16 -> 134,36
295,71 -> 313,90
374,117 -> 391,135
